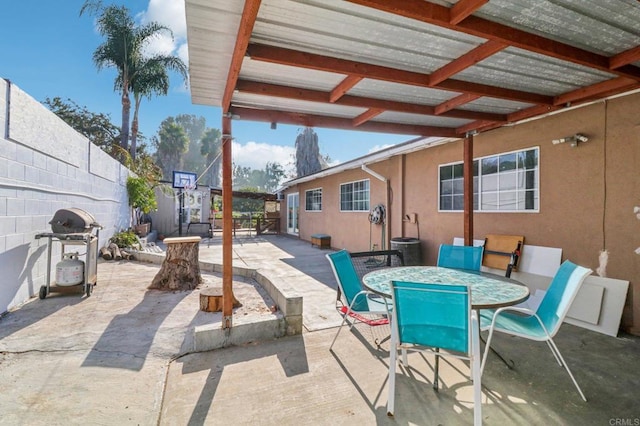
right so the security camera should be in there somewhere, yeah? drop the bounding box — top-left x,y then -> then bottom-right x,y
575,133 -> 588,143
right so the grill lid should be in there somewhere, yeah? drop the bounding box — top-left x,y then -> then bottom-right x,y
49,208 -> 101,234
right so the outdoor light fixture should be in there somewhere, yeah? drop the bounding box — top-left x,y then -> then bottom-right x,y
270,122 -> 277,130
552,133 -> 588,147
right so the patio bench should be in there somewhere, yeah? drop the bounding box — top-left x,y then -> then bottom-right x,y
311,233 -> 331,249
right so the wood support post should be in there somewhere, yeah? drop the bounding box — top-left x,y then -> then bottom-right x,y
464,134 -> 474,246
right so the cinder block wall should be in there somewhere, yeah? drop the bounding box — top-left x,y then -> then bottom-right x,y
0,79 -> 130,313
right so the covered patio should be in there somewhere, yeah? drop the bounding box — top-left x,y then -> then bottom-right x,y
184,0 -> 640,334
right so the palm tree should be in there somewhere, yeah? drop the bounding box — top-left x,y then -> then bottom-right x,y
127,56 -> 188,159
80,1 -> 186,156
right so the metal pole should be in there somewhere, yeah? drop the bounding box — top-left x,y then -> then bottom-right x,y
222,116 -> 233,328
178,188 -> 184,236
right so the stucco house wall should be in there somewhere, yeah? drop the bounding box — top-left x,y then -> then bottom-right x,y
0,79 -> 130,313
281,91 -> 640,334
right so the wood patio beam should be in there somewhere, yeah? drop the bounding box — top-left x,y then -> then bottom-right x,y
610,45 -> 640,70
353,108 -> 385,126
429,40 -> 507,85
229,107 -> 458,137
345,0 -> 640,81
553,77 -> 639,106
221,0 -> 262,113
235,79 -> 508,122
450,0 -> 488,25
434,93 -> 481,114
330,75 -> 363,102
246,43 -> 553,105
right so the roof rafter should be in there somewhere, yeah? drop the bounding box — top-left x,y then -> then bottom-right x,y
330,75 -> 363,102
434,93 -> 481,115
450,0 -> 488,25
610,45 -> 640,70
457,77 -> 640,135
345,0 -> 640,81
229,106 -> 458,137
235,79 -> 508,122
429,40 -> 506,85
353,108 -> 385,126
246,43 -> 553,105
221,0 -> 262,113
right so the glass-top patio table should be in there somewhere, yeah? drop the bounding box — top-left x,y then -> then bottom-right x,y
362,266 -> 530,310
363,266 -> 530,367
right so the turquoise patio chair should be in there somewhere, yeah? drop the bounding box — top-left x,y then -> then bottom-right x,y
437,244 -> 484,271
387,281 -> 482,425
326,250 -> 390,350
480,260 -> 592,401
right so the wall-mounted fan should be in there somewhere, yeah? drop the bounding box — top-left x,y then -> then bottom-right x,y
369,203 -> 386,225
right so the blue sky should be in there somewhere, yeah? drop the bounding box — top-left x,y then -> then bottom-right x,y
0,0 -> 413,171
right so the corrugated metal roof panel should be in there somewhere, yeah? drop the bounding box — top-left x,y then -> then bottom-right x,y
456,47 -> 616,96
348,79 -> 456,106
232,92 -> 366,117
475,0 -> 640,56
458,97 -> 534,115
240,58 -> 345,91
254,0 -> 485,73
374,111 -> 470,128
185,0 -> 244,105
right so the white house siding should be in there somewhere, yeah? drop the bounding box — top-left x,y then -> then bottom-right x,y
0,79 -> 130,313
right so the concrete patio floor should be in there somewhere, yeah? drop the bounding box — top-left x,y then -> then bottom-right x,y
0,234 -> 638,425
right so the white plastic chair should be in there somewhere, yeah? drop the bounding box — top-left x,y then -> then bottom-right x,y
480,260 -> 592,401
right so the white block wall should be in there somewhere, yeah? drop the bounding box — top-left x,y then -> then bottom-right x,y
0,79 -> 131,313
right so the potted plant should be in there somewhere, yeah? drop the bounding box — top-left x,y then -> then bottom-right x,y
126,176 -> 157,237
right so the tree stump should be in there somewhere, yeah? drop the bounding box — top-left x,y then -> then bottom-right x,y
199,287 -> 242,312
149,236 -> 203,291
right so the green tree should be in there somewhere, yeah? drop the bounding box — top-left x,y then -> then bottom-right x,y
155,119 -> 189,179
233,162 -> 285,192
175,114 -> 207,173
295,127 -> 324,177
80,1 -> 185,155
44,96 -> 120,153
263,162 -> 285,192
200,128 -> 222,187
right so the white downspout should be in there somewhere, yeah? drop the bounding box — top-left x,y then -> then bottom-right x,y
362,164 -> 391,250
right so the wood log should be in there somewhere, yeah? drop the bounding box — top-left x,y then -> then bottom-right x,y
120,249 -> 133,261
100,246 -> 112,260
149,237 -> 203,291
109,243 -> 122,260
199,287 -> 242,312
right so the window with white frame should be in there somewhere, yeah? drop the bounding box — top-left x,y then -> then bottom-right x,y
305,188 -> 322,211
439,147 -> 539,212
340,179 -> 370,211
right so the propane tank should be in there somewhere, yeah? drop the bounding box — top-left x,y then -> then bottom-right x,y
55,252 -> 84,286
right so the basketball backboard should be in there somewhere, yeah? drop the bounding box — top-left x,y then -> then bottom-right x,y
172,171 -> 197,189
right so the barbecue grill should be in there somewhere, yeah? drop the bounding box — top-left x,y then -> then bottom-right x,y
35,208 -> 102,299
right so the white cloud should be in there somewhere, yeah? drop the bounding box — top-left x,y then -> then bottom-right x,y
139,0 -> 188,62
139,0 -> 186,39
232,141 -> 295,171
368,144 -> 395,154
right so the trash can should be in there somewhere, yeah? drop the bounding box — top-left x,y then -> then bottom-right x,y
391,237 -> 422,266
